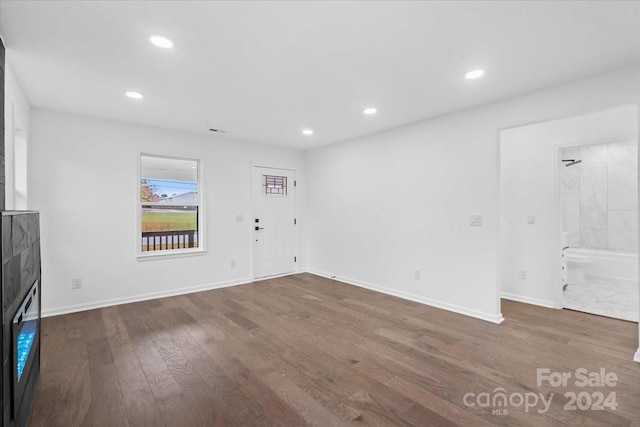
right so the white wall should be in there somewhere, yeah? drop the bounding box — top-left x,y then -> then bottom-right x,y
306,65 -> 640,325
500,106 -> 638,308
28,109 -> 306,316
4,62 -> 30,210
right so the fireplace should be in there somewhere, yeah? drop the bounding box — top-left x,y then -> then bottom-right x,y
12,280 -> 40,418
2,211 -> 42,426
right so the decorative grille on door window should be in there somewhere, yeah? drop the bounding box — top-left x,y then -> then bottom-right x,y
263,175 -> 287,196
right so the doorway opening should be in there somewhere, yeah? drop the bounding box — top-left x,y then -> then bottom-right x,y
559,140 -> 638,321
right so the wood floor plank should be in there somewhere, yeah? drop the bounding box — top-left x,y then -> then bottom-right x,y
111,343 -> 151,396
400,403 -> 458,427
144,369 -> 182,402
199,347 -> 306,426
154,335 -> 205,389
92,408 -> 131,427
262,370 -> 350,426
385,375 -> 493,427
122,388 -> 163,427
224,311 -> 259,330
28,360 -> 92,427
101,306 -> 131,347
86,337 -> 113,368
180,342 -> 270,425
133,340 -> 169,377
28,273 -> 640,426
87,363 -> 126,419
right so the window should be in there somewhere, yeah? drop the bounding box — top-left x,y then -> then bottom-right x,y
263,175 -> 287,196
139,154 -> 201,255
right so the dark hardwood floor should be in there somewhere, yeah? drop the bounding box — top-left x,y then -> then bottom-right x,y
28,273 -> 640,426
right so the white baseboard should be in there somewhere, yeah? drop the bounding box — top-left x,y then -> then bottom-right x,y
307,269 -> 504,324
41,276 -> 254,317
634,348 -> 640,363
501,292 -> 559,309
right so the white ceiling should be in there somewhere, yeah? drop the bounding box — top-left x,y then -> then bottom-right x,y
2,1 -> 640,150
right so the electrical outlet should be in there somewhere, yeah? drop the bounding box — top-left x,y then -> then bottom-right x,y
230,260 -> 236,268
72,278 -> 82,289
519,270 -> 528,280
414,270 -> 421,280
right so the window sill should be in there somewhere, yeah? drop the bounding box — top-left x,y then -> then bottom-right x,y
136,248 -> 207,262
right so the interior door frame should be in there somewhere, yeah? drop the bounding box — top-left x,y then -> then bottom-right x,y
250,164 -> 297,281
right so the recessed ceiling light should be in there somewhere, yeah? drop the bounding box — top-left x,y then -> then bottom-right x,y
125,91 -> 144,99
363,107 -> 377,115
465,69 -> 485,79
150,35 -> 174,49
302,129 -> 313,135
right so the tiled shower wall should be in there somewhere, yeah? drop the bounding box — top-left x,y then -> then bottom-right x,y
561,141 -> 638,252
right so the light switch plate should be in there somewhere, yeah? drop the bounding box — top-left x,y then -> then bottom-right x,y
470,215 -> 483,226
527,215 -> 536,224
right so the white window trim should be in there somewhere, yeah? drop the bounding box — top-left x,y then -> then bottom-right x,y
136,153 -> 205,260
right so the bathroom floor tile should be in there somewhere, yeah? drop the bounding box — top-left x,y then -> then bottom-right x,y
563,277 -> 638,322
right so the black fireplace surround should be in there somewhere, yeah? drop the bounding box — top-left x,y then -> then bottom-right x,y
2,212 -> 42,427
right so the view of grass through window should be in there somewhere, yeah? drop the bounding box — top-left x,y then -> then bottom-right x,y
141,179 -> 198,231
140,155 -> 200,252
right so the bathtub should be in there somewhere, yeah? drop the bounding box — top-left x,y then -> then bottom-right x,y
563,248 -> 638,284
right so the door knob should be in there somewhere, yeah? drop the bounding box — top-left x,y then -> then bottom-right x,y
255,226 -> 264,231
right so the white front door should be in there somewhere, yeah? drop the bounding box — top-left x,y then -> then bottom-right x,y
252,166 -> 296,279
